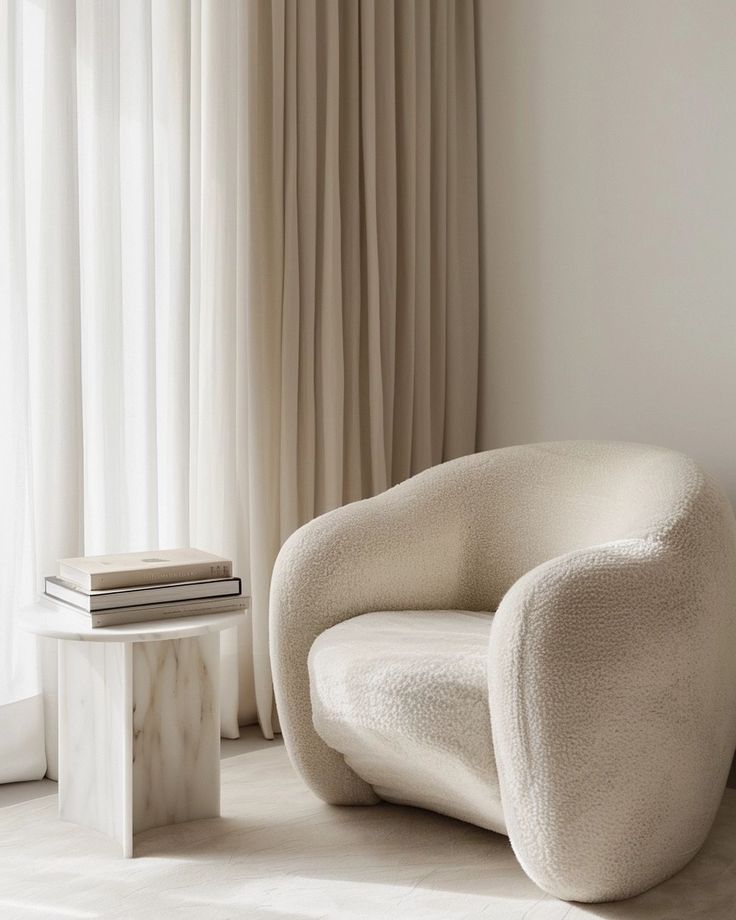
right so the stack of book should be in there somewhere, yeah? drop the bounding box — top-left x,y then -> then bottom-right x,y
44,548 -> 247,628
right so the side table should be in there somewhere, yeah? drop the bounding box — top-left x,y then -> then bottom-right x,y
21,603 -> 247,857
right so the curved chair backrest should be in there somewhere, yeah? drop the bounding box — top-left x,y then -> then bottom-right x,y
439,441 -> 712,611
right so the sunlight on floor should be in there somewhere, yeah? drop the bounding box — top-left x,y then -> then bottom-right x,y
1,738 -> 735,919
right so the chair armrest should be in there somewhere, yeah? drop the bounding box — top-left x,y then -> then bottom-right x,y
270,466 -> 468,804
489,536 -> 736,901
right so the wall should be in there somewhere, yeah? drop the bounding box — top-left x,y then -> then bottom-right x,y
476,0 -> 736,501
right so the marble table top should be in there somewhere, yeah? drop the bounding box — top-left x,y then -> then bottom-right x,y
20,599 -> 247,643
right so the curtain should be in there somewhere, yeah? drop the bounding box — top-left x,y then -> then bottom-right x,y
243,0 -> 480,729
0,0 -> 479,781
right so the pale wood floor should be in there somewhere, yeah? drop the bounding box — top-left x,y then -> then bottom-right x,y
1,731 -> 735,919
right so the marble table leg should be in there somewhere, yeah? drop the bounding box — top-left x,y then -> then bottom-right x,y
58,633 -> 220,856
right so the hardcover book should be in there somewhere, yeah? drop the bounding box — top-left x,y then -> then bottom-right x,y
57,548 -> 232,591
44,593 -> 248,628
44,575 -> 242,611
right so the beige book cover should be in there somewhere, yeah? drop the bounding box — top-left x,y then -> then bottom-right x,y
58,548 -> 232,591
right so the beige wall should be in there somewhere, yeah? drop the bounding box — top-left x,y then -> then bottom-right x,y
476,1 -> 736,500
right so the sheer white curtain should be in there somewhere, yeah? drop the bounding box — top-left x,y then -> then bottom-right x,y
1,0 -> 480,782
1,0 -> 259,781
0,0 -> 48,782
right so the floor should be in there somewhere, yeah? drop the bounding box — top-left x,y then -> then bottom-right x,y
1,730 -> 736,919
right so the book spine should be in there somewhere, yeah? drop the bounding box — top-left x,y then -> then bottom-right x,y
90,600 -> 246,627
89,561 -> 233,591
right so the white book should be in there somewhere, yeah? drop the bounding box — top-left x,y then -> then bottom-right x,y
44,593 -> 248,628
45,575 -> 242,612
58,548 -> 232,591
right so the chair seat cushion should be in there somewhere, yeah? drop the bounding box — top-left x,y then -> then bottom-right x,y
308,610 -> 506,833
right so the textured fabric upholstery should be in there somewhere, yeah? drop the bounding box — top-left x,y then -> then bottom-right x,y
270,441 -> 736,902
309,610 -> 504,833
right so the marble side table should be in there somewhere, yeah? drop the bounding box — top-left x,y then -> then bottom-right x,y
21,604 -> 247,857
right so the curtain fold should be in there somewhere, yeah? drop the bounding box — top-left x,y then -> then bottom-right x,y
1,0 -> 480,777
243,0 -> 480,733
0,0 -> 47,783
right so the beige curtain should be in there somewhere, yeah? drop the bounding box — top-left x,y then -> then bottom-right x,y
243,0 -> 480,736
2,0 -> 479,777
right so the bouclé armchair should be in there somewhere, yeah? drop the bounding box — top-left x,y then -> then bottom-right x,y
269,441 -> 736,902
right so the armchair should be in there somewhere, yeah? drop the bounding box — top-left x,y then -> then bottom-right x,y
270,441 -> 736,902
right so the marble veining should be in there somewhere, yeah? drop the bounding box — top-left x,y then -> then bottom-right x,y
132,634 -> 220,834
58,639 -> 131,852
55,626 -> 224,856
